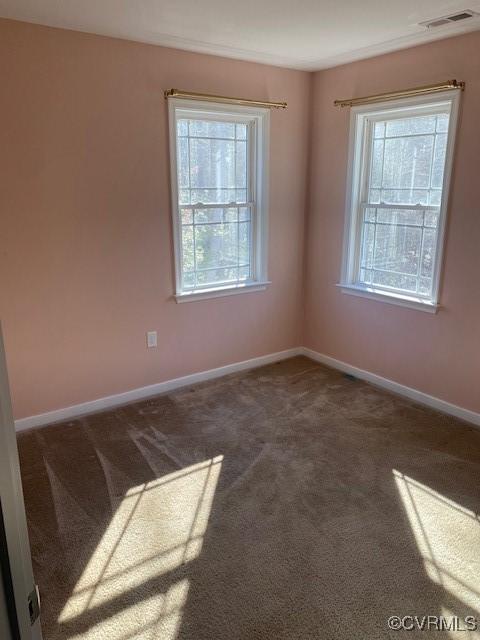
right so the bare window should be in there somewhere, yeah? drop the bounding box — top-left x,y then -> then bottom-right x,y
168,100 -> 269,302
340,93 -> 460,311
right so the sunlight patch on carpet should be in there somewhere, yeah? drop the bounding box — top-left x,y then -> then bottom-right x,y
394,469 -> 480,634
57,456 -> 223,639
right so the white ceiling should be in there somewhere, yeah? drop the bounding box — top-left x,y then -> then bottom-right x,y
1,0 -> 480,70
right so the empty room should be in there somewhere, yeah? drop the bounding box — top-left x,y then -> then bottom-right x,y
1,1 -> 480,639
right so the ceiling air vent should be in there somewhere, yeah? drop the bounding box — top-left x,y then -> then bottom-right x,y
420,10 -> 478,28
449,11 -> 476,20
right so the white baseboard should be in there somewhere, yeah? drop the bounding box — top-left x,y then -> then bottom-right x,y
301,347 -> 480,427
15,345 -> 480,432
14,347 -> 302,432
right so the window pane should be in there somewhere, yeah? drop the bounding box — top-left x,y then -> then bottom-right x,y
178,118 -> 250,206
181,226 -> 194,273
196,267 -> 239,287
236,124 -> 247,139
366,112 -> 451,211
236,189 -> 247,203
194,208 -> 224,224
177,120 -> 188,137
183,271 -> 195,289
385,115 -> 436,137
190,139 -> 235,189
190,188 -> 237,204
182,214 -> 252,288
374,122 -> 385,138
181,208 -> 193,225
179,189 -> 190,205
239,265 -> 251,280
239,222 -> 251,264
373,224 -> 421,275
421,228 -> 437,278
225,207 -> 238,222
188,120 -> 235,138
177,138 -> 189,188
236,140 -> 247,188
370,140 -> 384,188
174,111 -> 260,292
355,105 -> 452,301
380,189 -> 429,205
195,223 -> 238,270
358,206 -> 439,296
239,207 -> 251,221
383,136 -> 433,189
360,222 -> 375,269
376,209 -> 423,226
432,133 -> 447,188
436,114 -> 449,132
371,270 -> 417,292
418,276 -> 432,296
424,210 -> 439,228
360,267 -> 373,284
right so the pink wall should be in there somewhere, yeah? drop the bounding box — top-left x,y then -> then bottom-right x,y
2,18 -> 479,420
0,19 -> 311,419
305,31 -> 480,413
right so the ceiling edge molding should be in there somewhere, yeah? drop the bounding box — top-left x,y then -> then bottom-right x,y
0,14 -> 312,69
307,20 -> 480,70
1,12 -> 480,71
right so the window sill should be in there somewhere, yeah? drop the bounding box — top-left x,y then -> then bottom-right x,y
337,283 -> 439,314
175,281 -> 271,303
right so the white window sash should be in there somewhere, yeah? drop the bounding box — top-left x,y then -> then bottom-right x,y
179,203 -> 255,292
340,90 -> 461,310
168,98 -> 269,300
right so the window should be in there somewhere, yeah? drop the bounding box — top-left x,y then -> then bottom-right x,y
339,92 -> 460,312
168,98 -> 270,301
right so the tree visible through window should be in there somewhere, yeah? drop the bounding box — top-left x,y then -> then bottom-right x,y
340,93 -> 459,309
168,100 -> 269,300
177,119 -> 250,289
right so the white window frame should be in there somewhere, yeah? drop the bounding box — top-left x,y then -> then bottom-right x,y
338,90 -> 461,313
168,98 -> 270,303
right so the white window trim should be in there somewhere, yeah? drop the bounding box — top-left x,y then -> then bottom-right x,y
168,98 -> 270,303
339,90 -> 461,313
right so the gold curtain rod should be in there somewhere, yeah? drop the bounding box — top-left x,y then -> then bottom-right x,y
334,79 -> 465,108
164,88 -> 287,109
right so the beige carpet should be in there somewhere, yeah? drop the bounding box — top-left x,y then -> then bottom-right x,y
17,356 -> 480,639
